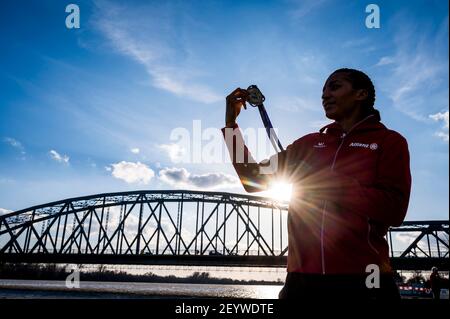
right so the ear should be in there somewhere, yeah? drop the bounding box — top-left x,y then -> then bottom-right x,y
355,89 -> 368,101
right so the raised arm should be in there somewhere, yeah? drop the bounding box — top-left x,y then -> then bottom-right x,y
222,88 -> 296,192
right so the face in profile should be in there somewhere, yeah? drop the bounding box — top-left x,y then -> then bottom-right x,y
322,72 -> 364,121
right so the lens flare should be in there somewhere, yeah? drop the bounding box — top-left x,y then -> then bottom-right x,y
266,182 -> 293,202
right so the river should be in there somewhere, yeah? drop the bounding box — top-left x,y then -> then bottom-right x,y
0,279 -> 283,299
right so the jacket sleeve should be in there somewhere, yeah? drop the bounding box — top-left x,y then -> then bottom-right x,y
221,124 -> 301,193
330,132 -> 412,226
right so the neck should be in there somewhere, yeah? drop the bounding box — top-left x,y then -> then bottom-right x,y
337,113 -> 371,133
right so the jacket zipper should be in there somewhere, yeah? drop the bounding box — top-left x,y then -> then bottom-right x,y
320,115 -> 374,275
367,221 -> 380,255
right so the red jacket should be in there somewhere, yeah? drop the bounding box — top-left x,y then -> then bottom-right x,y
222,115 -> 411,274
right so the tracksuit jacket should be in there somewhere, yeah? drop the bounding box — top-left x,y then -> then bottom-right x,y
222,115 -> 411,275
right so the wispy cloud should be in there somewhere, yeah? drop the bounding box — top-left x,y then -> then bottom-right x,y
341,37 -> 377,54
375,56 -> 395,66
130,148 -> 140,154
110,161 -> 155,184
429,111 -> 449,142
274,96 -> 321,113
377,16 -> 449,123
94,0 -> 221,103
49,150 -> 70,164
288,0 -> 330,18
341,38 -> 376,53
3,137 -> 26,156
342,38 -> 370,49
159,167 -> 240,190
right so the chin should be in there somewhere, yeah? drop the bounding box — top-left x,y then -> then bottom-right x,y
325,111 -> 337,120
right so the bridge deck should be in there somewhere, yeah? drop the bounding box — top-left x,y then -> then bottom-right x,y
0,253 -> 447,271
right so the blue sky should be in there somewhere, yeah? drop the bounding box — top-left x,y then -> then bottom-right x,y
0,0 -> 448,222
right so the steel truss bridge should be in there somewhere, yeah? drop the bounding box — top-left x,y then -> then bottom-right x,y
0,190 -> 448,270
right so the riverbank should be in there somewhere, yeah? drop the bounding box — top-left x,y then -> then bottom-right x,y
0,262 -> 283,285
0,279 -> 282,299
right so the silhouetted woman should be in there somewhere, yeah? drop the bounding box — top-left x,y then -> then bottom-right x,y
222,68 -> 411,300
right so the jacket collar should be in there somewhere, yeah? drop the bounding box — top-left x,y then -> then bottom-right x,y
319,115 -> 386,136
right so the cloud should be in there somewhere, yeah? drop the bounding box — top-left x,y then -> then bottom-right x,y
339,37 -> 377,54
158,143 -> 186,162
94,1 -> 221,103
0,208 -> 13,216
159,167 -> 240,190
110,161 -> 155,184
395,232 -> 417,245
375,56 -> 395,66
289,0 -> 330,18
275,96 -> 321,113
378,17 -> 448,122
3,137 -> 26,155
49,150 -> 70,164
395,233 -> 441,257
130,148 -> 140,154
342,38 -> 370,49
429,111 -> 449,142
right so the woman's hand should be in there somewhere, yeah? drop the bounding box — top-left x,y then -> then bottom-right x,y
225,88 -> 248,127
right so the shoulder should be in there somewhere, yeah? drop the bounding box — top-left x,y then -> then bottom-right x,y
288,133 -> 321,148
294,132 -> 322,143
382,128 -> 409,146
376,127 -> 410,156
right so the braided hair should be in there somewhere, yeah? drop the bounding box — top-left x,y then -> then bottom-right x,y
331,68 -> 381,121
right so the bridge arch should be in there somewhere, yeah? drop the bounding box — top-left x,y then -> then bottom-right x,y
0,190 -> 289,266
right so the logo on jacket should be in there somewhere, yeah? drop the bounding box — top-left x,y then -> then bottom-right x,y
349,142 -> 378,150
313,142 -> 327,148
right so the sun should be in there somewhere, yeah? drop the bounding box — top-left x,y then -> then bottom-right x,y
266,182 -> 293,202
